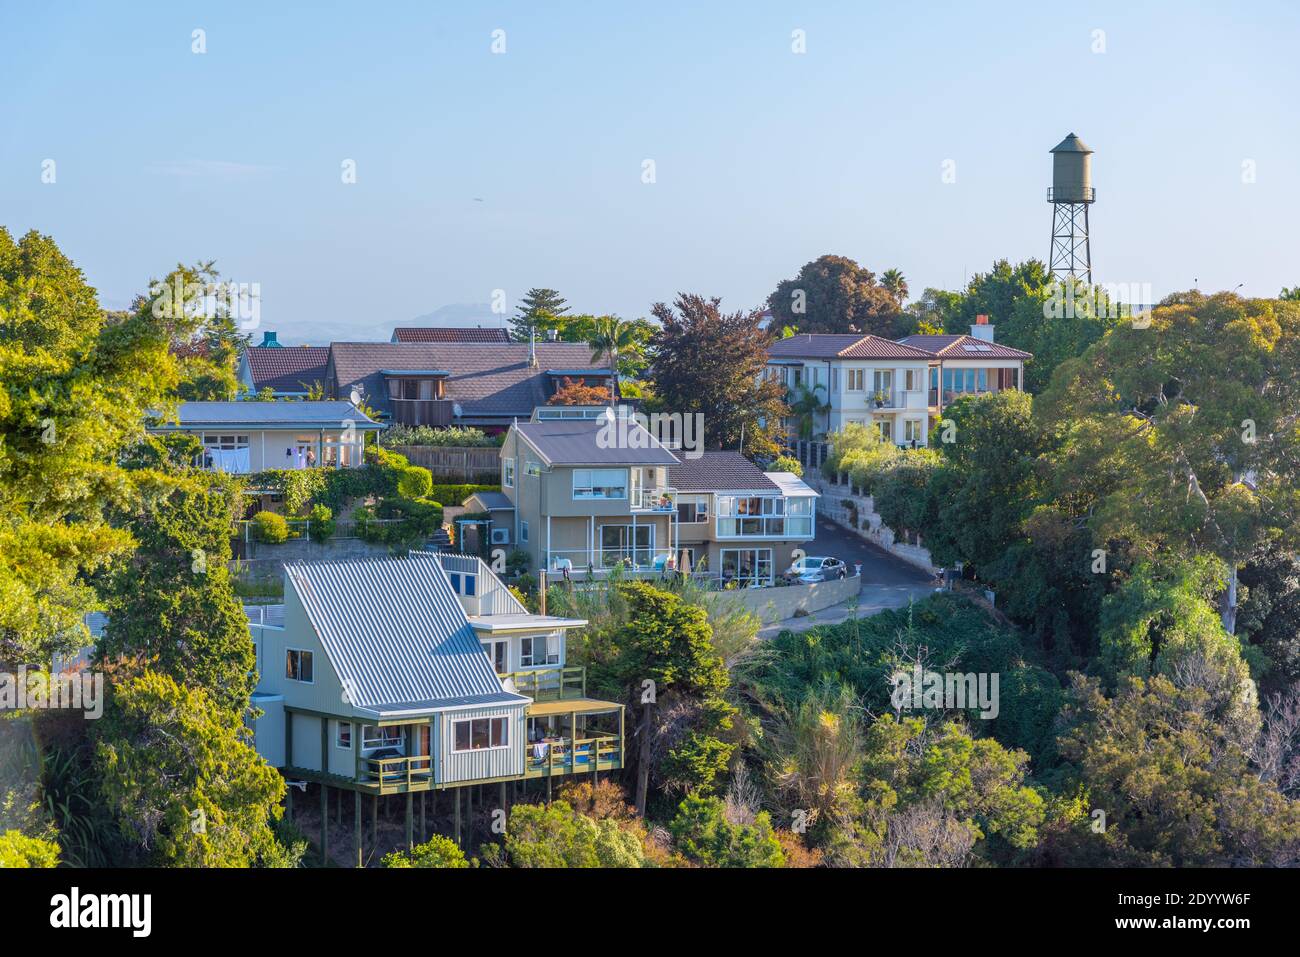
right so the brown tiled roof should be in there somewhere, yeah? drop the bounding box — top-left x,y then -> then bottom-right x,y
327,342 -> 610,419
669,451 -> 778,492
244,346 -> 331,393
392,327 -> 510,343
768,334 -> 935,360
897,334 -> 1031,360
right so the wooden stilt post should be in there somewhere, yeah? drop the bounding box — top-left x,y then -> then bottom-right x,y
372,794 -> 378,851
499,782 -> 507,817
454,789 -> 462,849
320,784 -> 329,865
354,791 -> 362,868
406,791 -> 414,850
421,792 -> 427,843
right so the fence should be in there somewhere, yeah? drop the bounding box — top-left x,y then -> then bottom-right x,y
387,445 -> 500,482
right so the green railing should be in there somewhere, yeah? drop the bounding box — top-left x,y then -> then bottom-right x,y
360,754 -> 433,792
500,666 -> 586,701
525,734 -> 622,777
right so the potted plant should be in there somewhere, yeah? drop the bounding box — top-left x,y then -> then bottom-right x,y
873,389 -> 886,408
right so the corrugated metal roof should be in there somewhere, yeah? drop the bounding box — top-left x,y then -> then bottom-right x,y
284,554 -> 528,713
514,419 -> 679,466
156,400 -> 381,430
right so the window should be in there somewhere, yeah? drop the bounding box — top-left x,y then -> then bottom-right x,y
337,721 -> 352,749
202,434 -> 250,451
503,458 -> 515,488
716,495 -> 790,537
520,521 -> 529,543
677,496 -> 710,523
904,419 -> 923,443
847,369 -> 865,392
573,468 -> 627,499
362,725 -> 404,750
873,370 -> 893,394
525,460 -> 541,477
285,649 -> 313,683
481,640 -> 508,674
453,716 -> 509,752
877,420 -> 894,441
904,369 -> 920,391
599,524 -> 652,565
448,572 -> 478,596
520,634 -> 560,667
721,548 -> 774,587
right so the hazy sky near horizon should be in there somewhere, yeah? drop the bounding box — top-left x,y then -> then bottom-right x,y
2,1 -> 1298,344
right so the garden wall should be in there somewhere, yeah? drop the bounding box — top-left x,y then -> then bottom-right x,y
701,573 -> 862,624
804,473 -> 941,576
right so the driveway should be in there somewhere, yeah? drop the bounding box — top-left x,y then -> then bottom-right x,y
805,515 -> 934,586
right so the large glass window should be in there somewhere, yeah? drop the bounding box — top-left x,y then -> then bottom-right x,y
362,725 -> 403,750
573,468 -> 627,499
285,649 -> 313,683
716,496 -> 792,537
599,524 -> 652,565
721,548 -> 773,587
520,634 -> 560,667
453,716 -> 509,752
481,639 -> 508,673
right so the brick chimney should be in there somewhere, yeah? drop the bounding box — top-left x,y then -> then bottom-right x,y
970,314 -> 995,343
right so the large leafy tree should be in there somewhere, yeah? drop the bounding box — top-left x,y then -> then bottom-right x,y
1039,291 -> 1300,634
586,315 -> 642,400
648,294 -> 787,457
1057,673 -> 1300,866
767,254 -> 901,336
96,671 -> 290,867
97,467 -> 257,718
151,260 -> 248,400
0,229 -> 186,665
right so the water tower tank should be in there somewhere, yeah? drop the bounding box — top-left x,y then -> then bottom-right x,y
1049,133 -> 1094,202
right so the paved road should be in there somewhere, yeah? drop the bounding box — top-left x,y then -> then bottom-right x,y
756,516 -> 938,638
804,515 -> 935,586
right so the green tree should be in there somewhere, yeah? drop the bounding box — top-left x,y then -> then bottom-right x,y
383,835 -> 469,868
1057,673 -> 1300,866
98,470 -> 257,717
482,801 -> 645,868
96,671 -> 288,867
648,294 -> 787,458
587,315 -> 642,401
510,287 -> 568,342
767,254 -> 901,336
669,793 -> 785,867
0,228 -> 187,665
880,268 -> 909,309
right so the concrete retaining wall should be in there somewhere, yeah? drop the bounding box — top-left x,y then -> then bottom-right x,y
701,573 -> 862,624
805,473 -> 941,576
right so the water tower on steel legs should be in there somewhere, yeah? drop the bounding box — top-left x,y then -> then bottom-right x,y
1047,133 -> 1095,282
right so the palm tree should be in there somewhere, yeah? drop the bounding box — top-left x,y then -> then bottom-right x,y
880,268 -> 909,309
789,382 -> 830,440
587,315 -> 639,403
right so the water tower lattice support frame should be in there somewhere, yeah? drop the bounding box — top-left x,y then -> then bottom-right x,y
1049,201 -> 1092,284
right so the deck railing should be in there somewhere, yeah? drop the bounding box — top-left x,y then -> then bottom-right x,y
525,734 -> 622,777
500,666 -> 586,701
360,754 -> 433,792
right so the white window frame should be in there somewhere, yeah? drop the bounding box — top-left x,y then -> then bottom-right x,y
285,648 -> 314,683
520,633 -> 561,668
452,716 -> 510,753
720,547 -> 774,587
847,369 -> 865,392
572,468 -> 628,500
503,457 -> 515,488
481,639 -> 509,674
361,725 -> 404,751
520,520 -> 529,543
904,419 -> 923,443
525,459 -> 541,477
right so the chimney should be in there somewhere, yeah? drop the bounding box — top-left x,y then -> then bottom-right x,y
545,328 -> 558,342
970,314 -> 995,343
260,331 -> 281,347
528,327 -> 538,368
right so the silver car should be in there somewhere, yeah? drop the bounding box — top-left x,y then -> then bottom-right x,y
784,556 -> 848,583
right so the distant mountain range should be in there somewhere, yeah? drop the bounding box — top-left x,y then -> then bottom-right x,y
251,303 -> 509,346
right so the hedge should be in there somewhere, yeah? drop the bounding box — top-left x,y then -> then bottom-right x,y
429,483 -> 501,506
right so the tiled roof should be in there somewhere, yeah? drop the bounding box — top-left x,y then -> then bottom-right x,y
669,451 -> 778,492
392,327 -> 510,343
897,334 -> 1031,359
244,346 -> 330,393
514,418 -> 679,466
328,342 -> 610,419
768,334 -> 935,360
284,554 -> 528,715
157,400 -> 381,430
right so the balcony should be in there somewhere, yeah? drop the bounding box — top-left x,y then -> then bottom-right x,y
862,389 -> 927,412
500,666 -> 587,701
525,733 -> 623,778
359,753 -> 433,794
388,397 -> 455,427
630,486 -> 677,512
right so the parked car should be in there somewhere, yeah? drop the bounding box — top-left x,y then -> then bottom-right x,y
784,556 -> 847,583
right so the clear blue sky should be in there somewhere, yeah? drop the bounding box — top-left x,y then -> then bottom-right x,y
2,1 -> 1297,343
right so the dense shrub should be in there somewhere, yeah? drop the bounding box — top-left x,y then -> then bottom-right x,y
383,425 -> 502,447
768,454 -> 803,477
354,497 -> 444,545
429,483 -> 500,506
251,511 -> 289,544
382,835 -> 468,868
308,504 -> 335,542
0,830 -> 60,868
397,465 -> 433,499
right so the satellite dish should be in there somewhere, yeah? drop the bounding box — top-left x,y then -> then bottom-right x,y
452,402 -> 463,418
349,388 -> 362,405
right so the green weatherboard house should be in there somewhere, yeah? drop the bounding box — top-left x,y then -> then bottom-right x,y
245,550 -> 625,864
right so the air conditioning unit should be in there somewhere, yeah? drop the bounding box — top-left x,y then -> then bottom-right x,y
490,528 -> 511,545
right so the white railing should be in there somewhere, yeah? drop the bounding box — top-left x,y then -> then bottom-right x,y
630,486 -> 678,512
